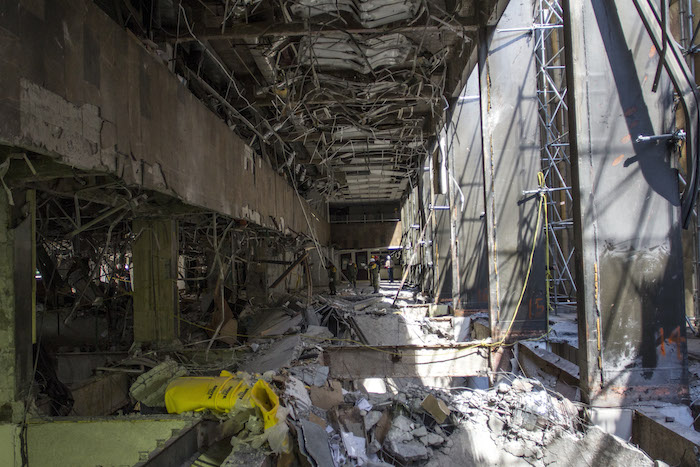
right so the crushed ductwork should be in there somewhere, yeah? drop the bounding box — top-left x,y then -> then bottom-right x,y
124,0 -> 468,203
245,37 -> 288,86
290,0 -> 423,28
298,33 -> 414,73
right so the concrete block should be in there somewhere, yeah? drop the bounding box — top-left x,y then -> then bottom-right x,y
589,407 -> 633,441
544,426 -> 653,467
428,304 -> 451,317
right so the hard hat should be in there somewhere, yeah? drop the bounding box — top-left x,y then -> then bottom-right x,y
369,258 -> 375,263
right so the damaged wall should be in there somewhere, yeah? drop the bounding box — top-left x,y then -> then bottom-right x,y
0,0 -> 329,243
331,222 -> 402,250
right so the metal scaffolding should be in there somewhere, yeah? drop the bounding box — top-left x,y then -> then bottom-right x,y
534,0 -> 576,312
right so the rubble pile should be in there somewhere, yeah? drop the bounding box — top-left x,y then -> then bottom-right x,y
118,288 -> 659,466
279,375 -> 584,466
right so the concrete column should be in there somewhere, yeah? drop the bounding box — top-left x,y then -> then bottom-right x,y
564,0 -> 688,404
432,133 -> 453,303
245,245 -> 269,303
447,52 -> 489,312
479,0 -> 547,341
132,218 -> 178,345
0,190 -> 34,421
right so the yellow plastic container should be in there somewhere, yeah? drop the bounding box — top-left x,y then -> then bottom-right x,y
164,371 -> 279,428
164,370 -> 250,414
249,379 -> 280,429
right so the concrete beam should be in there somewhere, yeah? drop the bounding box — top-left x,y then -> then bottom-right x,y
161,23 -> 478,43
632,409 -> 700,467
517,342 -> 580,401
25,417 -> 192,466
132,218 -> 178,345
564,0 -> 688,405
322,344 -> 490,379
0,0 -> 329,243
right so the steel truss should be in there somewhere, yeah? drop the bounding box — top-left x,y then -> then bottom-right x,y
533,0 -> 576,312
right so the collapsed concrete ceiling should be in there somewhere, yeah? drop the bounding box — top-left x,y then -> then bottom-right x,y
99,0 -> 493,206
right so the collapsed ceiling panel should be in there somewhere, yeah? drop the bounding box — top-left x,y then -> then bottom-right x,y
290,0 -> 423,27
298,33 -> 415,73
113,0 -> 482,205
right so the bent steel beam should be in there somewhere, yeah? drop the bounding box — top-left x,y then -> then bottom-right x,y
563,0 -> 688,405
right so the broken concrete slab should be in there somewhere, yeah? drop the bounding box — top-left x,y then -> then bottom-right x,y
241,335 -> 302,373
289,364 -> 329,387
385,439 -> 429,463
300,419 -> 334,467
452,316 -> 472,342
544,426 -> 653,467
421,433 -> 444,446
364,411 -> 382,431
353,297 -> 383,311
129,360 -> 187,407
428,304 -> 451,317
426,424 -> 529,467
391,415 -> 414,432
304,325 -> 333,341
222,442 -> 268,466
385,415 -> 416,446
488,414 -> 505,433
260,313 -> 303,337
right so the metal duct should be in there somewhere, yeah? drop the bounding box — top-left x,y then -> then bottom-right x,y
245,37 -> 288,86
298,33 -> 414,73
290,0 -> 421,28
